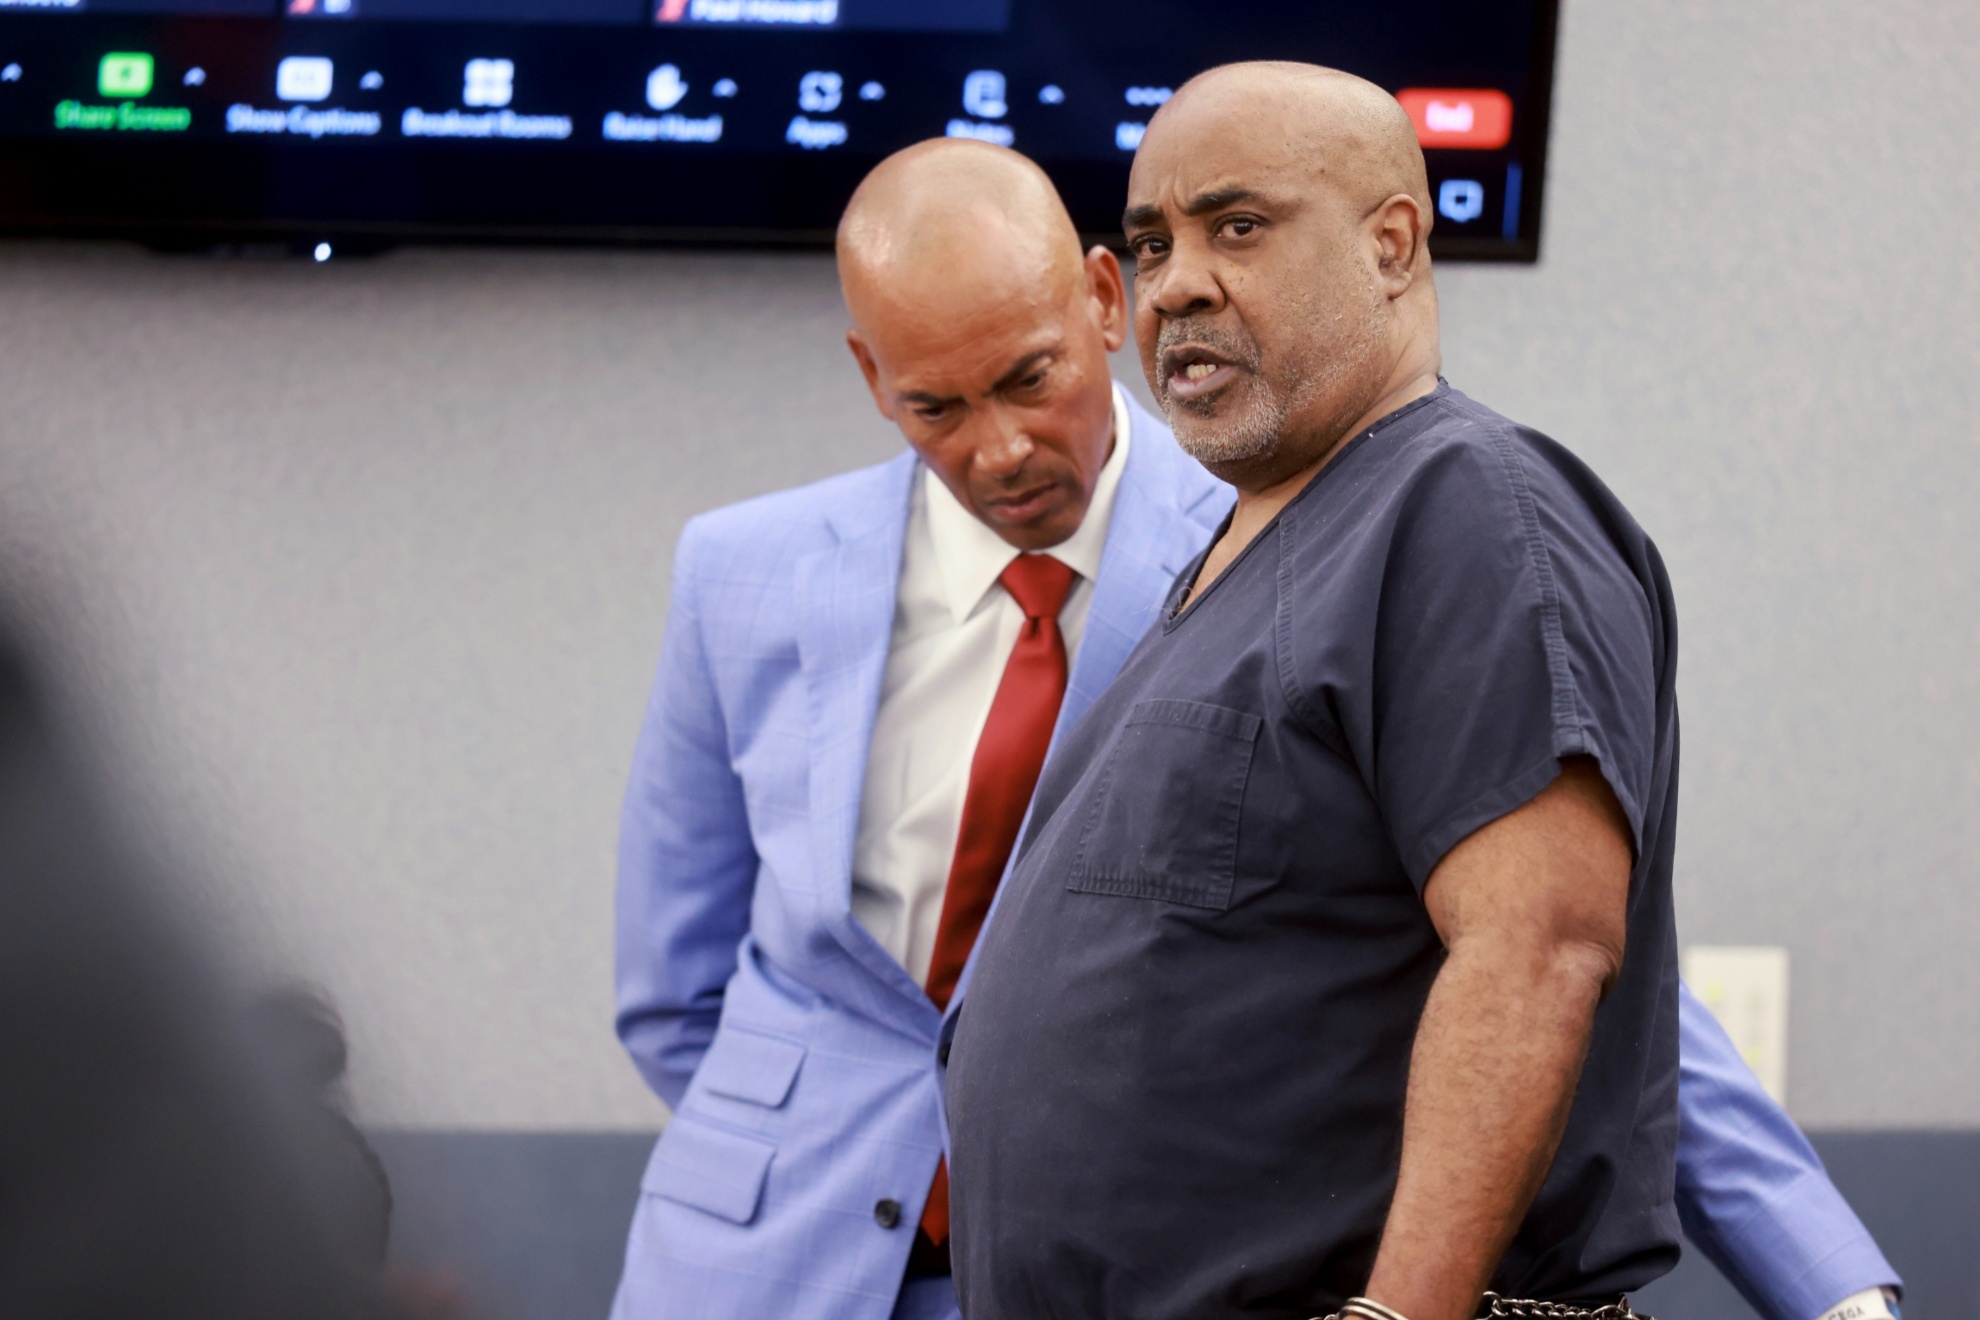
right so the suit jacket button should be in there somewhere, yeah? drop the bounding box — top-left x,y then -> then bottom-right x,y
937,1038 -> 951,1066
874,1198 -> 902,1229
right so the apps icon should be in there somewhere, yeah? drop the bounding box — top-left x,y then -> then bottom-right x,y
98,53 -> 154,99
463,58 -> 514,108
797,71 -> 841,114
277,56 -> 334,103
646,63 -> 687,111
962,69 -> 1006,119
1438,179 -> 1486,223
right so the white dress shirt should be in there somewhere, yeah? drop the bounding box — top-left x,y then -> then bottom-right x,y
849,386 -> 1134,985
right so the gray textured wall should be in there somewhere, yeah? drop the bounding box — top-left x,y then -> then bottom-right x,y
0,0 -> 1975,1130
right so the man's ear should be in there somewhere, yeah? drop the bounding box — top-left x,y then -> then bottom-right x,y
1084,244 -> 1130,354
845,329 -> 896,421
1370,193 -> 1429,297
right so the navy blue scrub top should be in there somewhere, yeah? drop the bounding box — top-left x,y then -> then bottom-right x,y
947,384 -> 1683,1320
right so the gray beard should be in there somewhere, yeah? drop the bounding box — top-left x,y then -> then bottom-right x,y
1153,318 -> 1282,466
1161,278 -> 1389,473
1164,387 -> 1288,467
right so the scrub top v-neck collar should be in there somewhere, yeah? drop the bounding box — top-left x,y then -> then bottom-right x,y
1163,381 -> 1452,632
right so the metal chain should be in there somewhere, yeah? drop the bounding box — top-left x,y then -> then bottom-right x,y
1314,1295 -> 1649,1320
1480,1292 -> 1644,1320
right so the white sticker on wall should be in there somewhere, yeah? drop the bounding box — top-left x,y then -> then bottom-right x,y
1682,945 -> 1790,1104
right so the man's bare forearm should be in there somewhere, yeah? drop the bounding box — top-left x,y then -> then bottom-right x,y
1360,935 -> 1615,1320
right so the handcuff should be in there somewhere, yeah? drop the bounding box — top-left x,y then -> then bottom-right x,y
1320,1283 -> 1897,1320
1316,1299 -> 1415,1320
1316,1294 -> 1642,1320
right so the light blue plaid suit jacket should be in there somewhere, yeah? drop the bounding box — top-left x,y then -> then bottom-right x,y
609,394 -> 1229,1320
610,391 -> 1896,1320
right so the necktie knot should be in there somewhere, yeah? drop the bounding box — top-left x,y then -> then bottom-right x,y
999,554 -> 1076,622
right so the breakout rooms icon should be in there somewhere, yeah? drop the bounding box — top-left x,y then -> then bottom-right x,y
463,58 -> 514,108
98,52 -> 153,98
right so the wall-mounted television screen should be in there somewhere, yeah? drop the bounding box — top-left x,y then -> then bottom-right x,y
0,0 -> 1559,258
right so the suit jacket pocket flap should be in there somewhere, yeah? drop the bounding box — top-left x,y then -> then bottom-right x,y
643,1116 -> 774,1225
697,1027 -> 806,1108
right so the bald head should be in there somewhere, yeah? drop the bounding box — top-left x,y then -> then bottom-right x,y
1153,62 -> 1431,237
1122,60 -> 1442,492
838,138 -> 1086,334
837,139 -> 1130,552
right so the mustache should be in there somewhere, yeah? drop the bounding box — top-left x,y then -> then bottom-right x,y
1153,319 -> 1262,376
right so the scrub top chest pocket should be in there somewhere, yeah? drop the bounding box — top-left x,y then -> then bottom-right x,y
1067,698 -> 1262,910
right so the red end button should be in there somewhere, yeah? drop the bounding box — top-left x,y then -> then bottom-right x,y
1397,88 -> 1513,150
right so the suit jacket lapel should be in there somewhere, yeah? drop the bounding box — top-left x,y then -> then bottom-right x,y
1057,401 -> 1211,743
792,454 -> 940,1012
793,454 -> 915,919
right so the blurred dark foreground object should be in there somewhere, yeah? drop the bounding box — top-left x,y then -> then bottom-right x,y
245,987 -> 475,1319
0,615 -> 437,1319
248,986 -> 396,1270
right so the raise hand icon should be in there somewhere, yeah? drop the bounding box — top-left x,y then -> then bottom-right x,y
647,64 -> 687,112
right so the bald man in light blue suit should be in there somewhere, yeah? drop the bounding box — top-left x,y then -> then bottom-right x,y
608,140 -> 1898,1320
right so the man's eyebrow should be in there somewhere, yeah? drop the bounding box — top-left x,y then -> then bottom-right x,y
1122,188 -> 1268,232
1184,187 -> 1265,217
896,388 -> 960,409
990,347 -> 1059,393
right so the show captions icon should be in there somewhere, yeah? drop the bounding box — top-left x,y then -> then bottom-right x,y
277,56 -> 333,102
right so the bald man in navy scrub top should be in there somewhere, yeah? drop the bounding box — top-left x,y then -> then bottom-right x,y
944,65 -> 1895,1320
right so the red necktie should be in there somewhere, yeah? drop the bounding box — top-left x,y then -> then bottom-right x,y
918,552 -> 1077,1251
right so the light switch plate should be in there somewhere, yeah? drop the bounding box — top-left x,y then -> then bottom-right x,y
1681,945 -> 1790,1104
